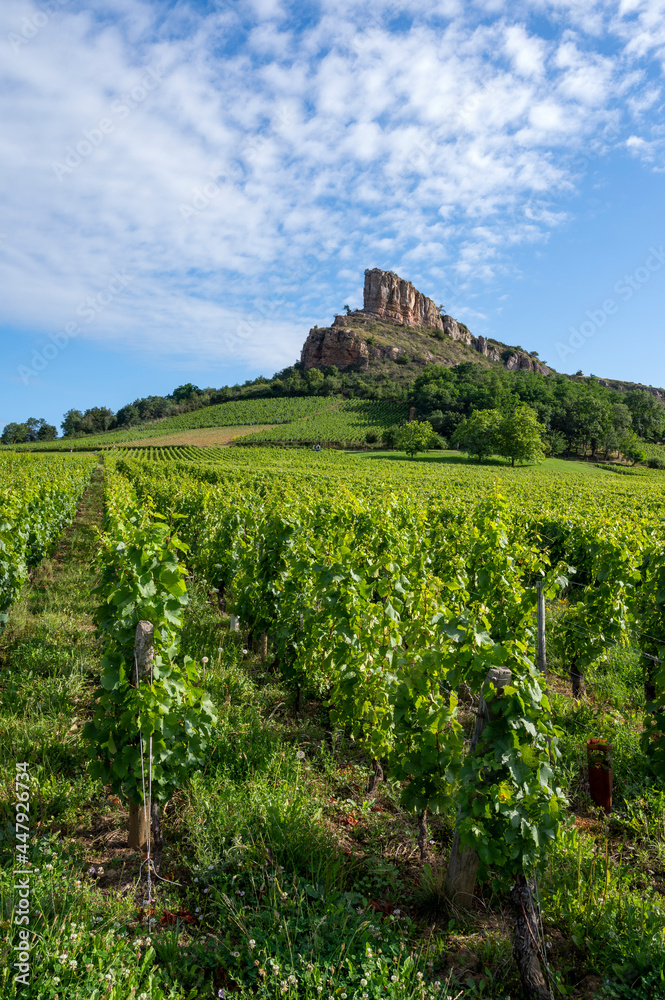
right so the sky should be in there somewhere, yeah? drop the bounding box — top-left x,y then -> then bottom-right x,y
2,0 -> 665,431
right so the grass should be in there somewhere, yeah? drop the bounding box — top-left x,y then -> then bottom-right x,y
1,462 -> 665,999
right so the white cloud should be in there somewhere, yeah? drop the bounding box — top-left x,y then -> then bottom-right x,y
504,24 -> 548,78
1,0 -> 664,372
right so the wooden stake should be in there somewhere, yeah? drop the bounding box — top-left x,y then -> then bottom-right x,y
445,666 -> 512,908
128,621 -> 154,851
511,875 -> 552,999
417,809 -> 429,861
571,655 -> 585,698
366,758 -> 383,796
536,582 -> 547,677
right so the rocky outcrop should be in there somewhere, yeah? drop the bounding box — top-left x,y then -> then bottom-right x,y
597,378 -> 665,404
363,268 -> 443,329
301,325 -> 370,371
300,268 -> 552,375
441,314 -> 549,373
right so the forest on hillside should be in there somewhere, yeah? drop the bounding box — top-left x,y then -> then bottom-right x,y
2,363 -> 663,463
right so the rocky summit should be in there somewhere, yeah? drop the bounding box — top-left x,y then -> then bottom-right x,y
300,268 -> 552,376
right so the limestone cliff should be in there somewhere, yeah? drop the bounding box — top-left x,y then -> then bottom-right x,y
300,268 -> 552,376
363,268 -> 443,329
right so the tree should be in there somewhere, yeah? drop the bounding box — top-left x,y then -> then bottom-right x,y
1,422 -> 28,444
544,431 -> 567,456
61,409 -> 84,437
620,432 -> 647,466
453,409 -> 502,463
25,417 -> 41,441
396,420 -> 434,458
37,420 -> 57,440
306,368 -> 324,393
79,407 -> 114,434
625,389 -> 665,441
171,383 -> 200,403
497,406 -> 545,467
382,426 -> 399,449
115,403 -> 140,427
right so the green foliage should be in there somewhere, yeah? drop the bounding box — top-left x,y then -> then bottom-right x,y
240,399 -> 409,448
452,409 -> 502,462
497,405 -> 545,466
396,420 -> 435,457
82,473 -> 216,805
0,453 -> 95,620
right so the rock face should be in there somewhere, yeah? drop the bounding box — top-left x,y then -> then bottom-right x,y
300,268 -> 552,375
597,378 -> 665,404
363,268 -> 443,329
300,326 -> 370,371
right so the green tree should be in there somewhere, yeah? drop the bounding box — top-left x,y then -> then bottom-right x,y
497,406 -> 545,467
1,422 -> 28,444
620,432 -> 647,465
306,368 -> 325,393
382,426 -> 398,449
453,409 -> 502,463
36,420 -> 57,440
61,409 -> 84,437
544,430 -> 567,456
79,407 -> 114,434
396,420 -> 434,458
171,383 -> 200,403
625,389 -> 665,441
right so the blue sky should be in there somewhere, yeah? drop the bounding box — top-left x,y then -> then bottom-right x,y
2,0 -> 665,431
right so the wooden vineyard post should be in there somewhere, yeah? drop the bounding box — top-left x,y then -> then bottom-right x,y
586,738 -> 613,813
260,631 -> 268,662
570,655 -> 585,699
128,622 -> 153,851
536,582 -> 547,677
445,666 -> 512,908
511,875 -> 552,1000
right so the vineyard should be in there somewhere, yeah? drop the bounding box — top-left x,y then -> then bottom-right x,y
237,400 -> 410,447
1,448 -> 665,999
0,453 -> 95,622
4,397 -> 340,451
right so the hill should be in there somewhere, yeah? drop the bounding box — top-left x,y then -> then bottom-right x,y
2,267 -> 664,456
300,267 -> 552,381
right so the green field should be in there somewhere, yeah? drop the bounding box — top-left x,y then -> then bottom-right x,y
237,399 -> 409,447
3,397 -> 341,450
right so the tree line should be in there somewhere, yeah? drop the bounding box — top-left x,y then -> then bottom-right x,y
410,363 -> 664,463
2,360 -> 663,464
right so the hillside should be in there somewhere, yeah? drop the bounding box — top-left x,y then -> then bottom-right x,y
2,267 -> 664,456
300,267 -> 552,380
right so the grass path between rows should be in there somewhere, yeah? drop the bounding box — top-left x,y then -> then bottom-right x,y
0,465 -> 189,999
